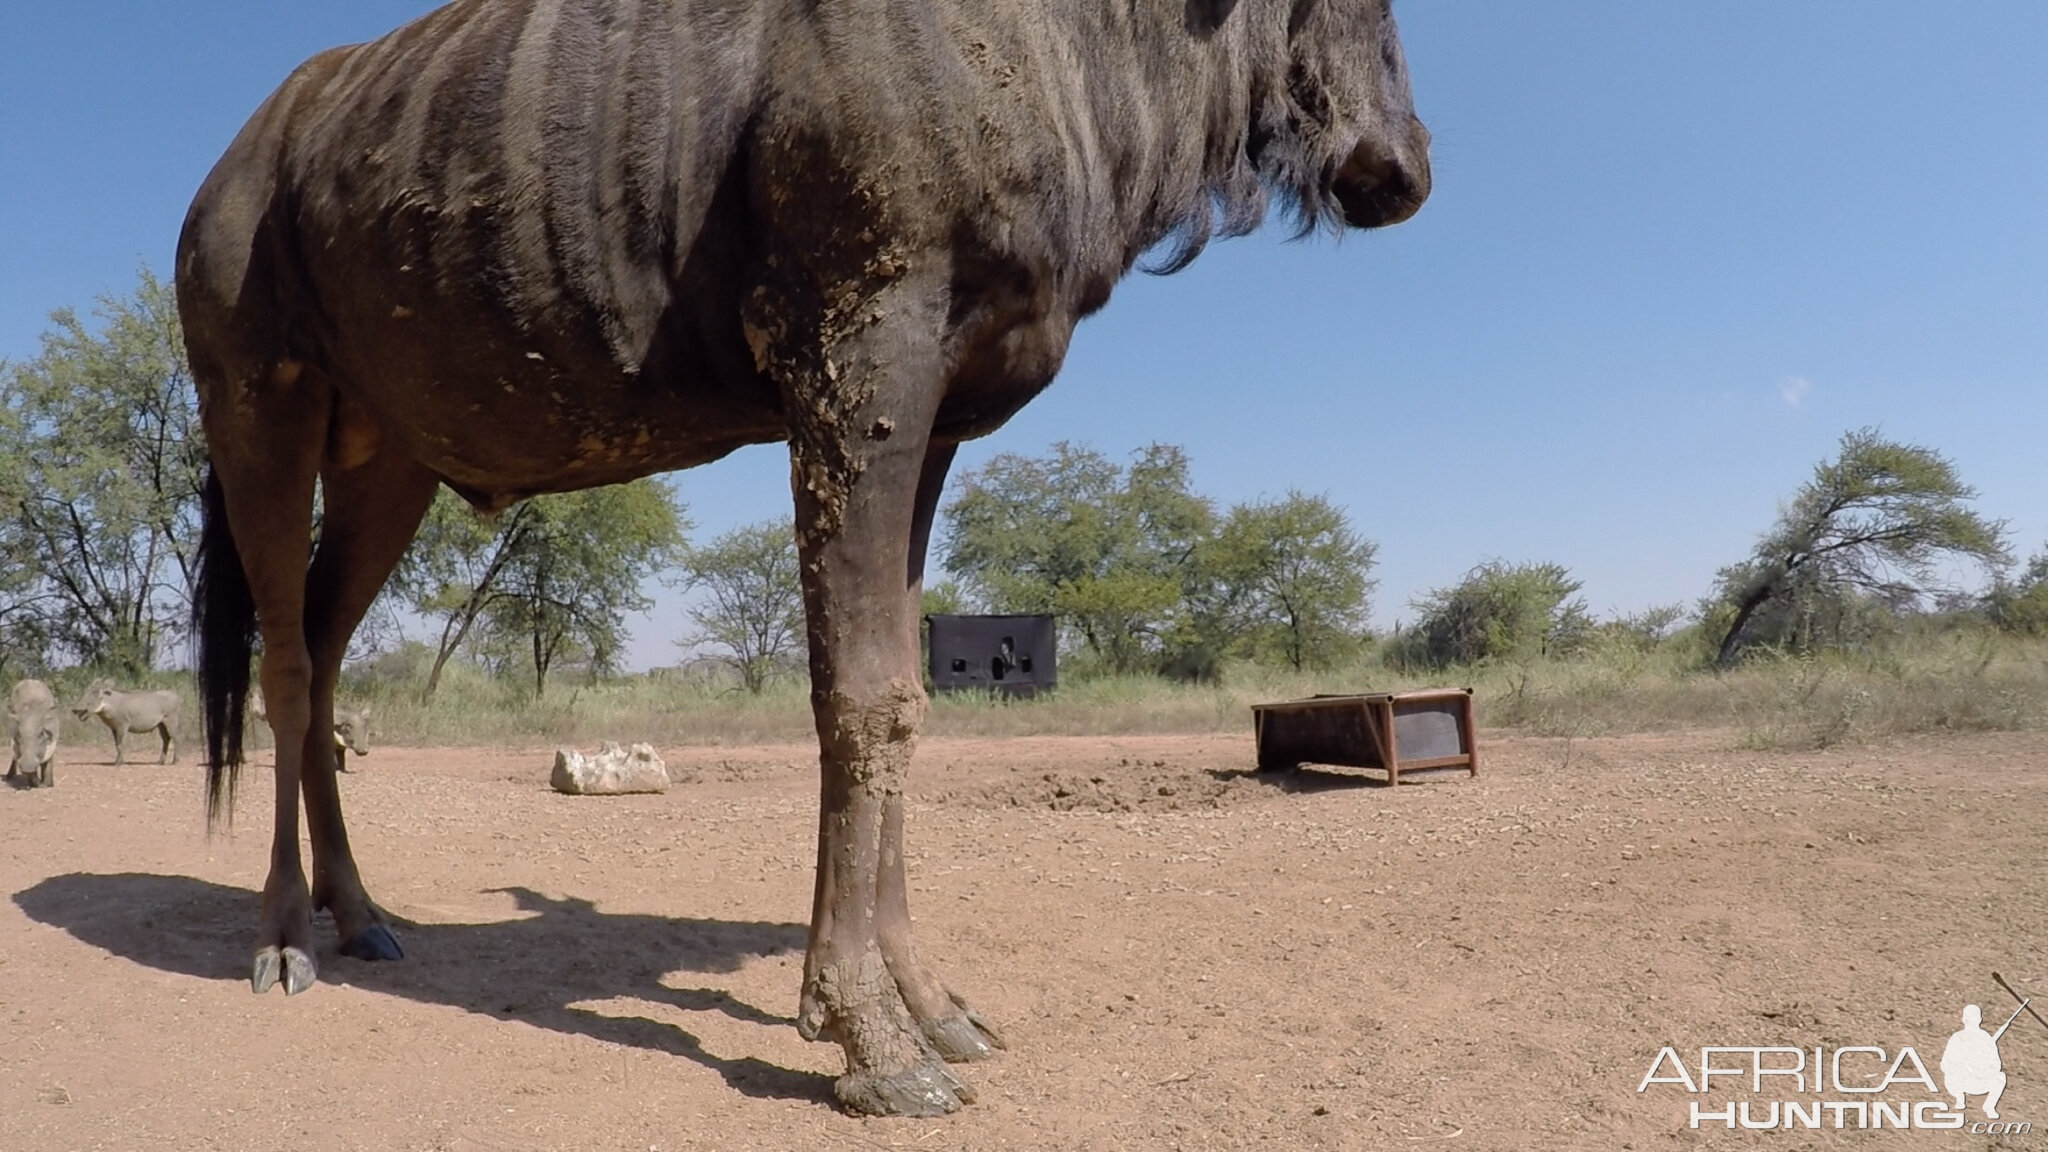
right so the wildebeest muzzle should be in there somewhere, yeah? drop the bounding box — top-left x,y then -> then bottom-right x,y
1333,118 -> 1431,229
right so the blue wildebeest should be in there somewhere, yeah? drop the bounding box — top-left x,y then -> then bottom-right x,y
7,679 -> 59,788
71,679 -> 178,767
180,0 -> 1429,1114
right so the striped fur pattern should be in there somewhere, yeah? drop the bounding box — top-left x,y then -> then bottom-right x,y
177,0 -> 1428,503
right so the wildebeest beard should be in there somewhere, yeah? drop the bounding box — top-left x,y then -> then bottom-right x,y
1164,0 -> 1432,268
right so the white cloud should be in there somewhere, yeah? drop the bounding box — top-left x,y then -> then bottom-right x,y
1779,375 -> 1813,409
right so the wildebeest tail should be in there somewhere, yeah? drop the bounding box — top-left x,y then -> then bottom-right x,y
194,468 -> 255,828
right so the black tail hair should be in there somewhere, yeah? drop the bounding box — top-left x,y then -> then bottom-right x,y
194,468 -> 255,828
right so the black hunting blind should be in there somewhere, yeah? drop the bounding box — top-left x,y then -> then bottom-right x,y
925,614 -> 1057,698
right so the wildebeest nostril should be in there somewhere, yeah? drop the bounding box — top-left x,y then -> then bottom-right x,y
1334,135 -> 1430,229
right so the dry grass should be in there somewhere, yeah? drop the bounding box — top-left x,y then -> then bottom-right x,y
1464,627 -> 2048,749
311,628 -> 2048,754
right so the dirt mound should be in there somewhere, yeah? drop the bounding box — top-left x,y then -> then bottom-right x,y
936,759 -> 1251,812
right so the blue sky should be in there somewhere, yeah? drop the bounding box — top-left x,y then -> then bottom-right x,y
3,2 -> 2043,669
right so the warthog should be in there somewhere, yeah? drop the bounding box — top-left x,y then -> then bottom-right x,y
250,689 -> 372,770
7,679 -> 59,788
331,705 -> 371,772
181,0 -> 1429,1115
71,679 -> 179,766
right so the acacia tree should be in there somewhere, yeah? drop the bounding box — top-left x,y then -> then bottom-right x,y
940,442 -> 1211,673
920,579 -> 966,618
393,480 -> 686,697
482,481 -> 685,697
1394,560 -> 1592,669
0,269 -> 205,672
677,518 -> 806,693
1987,545 -> 2048,636
0,377 -> 57,676
1708,428 -> 2008,665
392,491 -> 541,698
1201,492 -> 1377,671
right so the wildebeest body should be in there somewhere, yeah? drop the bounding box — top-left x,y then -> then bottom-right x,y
179,0 -> 1426,502
7,679 -> 59,788
181,0 -> 1428,1117
70,679 -> 179,766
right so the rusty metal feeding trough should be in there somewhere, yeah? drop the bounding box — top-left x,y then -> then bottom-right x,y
1251,688 -> 1478,786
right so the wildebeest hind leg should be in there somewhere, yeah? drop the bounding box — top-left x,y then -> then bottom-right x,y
875,443 -> 1004,1062
301,447 -> 438,963
206,363 -> 328,995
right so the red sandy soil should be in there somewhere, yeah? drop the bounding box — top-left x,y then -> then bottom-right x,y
4,728 -> 2047,1150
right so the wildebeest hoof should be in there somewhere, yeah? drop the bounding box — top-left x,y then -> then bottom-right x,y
921,1004 -> 1005,1063
835,1057 -> 974,1116
339,923 -> 404,962
253,946 -> 316,995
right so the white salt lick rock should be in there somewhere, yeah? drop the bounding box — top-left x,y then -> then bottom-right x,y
551,741 -> 670,795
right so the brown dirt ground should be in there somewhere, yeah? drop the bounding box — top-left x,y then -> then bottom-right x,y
4,727 -> 2048,1150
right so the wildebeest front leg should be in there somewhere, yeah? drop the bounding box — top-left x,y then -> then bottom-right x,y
877,792 -> 1006,1058
767,269 -> 972,1116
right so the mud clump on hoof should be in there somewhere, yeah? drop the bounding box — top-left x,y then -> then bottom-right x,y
836,1057 -> 975,1116
550,741 -> 670,795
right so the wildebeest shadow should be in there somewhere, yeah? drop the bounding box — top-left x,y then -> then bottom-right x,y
12,873 -> 829,1104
